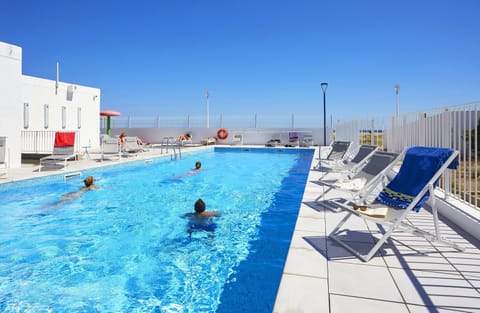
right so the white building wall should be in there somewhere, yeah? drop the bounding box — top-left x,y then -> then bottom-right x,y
0,42 -> 22,168
0,40 -> 102,168
22,75 -> 101,149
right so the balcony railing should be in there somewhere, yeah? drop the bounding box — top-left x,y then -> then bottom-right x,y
22,130 -> 81,154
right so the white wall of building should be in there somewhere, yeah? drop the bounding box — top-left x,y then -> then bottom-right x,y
0,42 -> 22,168
22,75 -> 101,148
0,41 -> 102,168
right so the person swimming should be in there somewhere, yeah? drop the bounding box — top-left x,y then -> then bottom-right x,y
187,161 -> 202,174
61,176 -> 100,201
183,198 -> 221,237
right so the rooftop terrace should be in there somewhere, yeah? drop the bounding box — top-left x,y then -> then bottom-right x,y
2,145 -> 479,313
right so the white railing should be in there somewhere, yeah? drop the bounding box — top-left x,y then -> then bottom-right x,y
336,102 -> 479,210
22,131 -> 81,154
100,114 -> 325,130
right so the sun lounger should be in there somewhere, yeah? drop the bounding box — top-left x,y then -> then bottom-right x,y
201,137 -> 217,145
315,150 -> 401,206
232,134 -> 243,145
285,132 -> 299,147
265,133 -> 282,147
123,136 -> 143,156
39,132 -> 77,172
300,135 -> 314,147
319,145 -> 378,176
177,134 -> 193,146
328,146 -> 464,262
313,141 -> 352,170
0,136 -> 7,178
101,137 -> 121,161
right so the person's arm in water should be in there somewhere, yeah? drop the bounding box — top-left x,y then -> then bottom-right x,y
199,211 -> 221,217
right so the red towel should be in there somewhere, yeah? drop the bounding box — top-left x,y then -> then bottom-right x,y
54,132 -> 75,147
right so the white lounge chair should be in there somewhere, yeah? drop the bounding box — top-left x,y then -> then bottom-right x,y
328,146 -> 464,262
285,132 -> 299,147
123,136 -> 143,156
0,136 -> 7,178
265,133 -> 282,147
314,140 -> 352,170
101,137 -> 121,161
319,145 -> 378,176
201,137 -> 217,145
177,134 -> 193,146
232,134 -> 243,145
300,135 -> 314,147
39,132 -> 77,172
315,150 -> 401,205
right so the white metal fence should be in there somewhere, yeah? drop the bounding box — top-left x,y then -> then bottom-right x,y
101,114 -> 325,130
336,102 -> 479,210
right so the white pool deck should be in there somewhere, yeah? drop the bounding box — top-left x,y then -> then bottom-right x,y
1,145 -> 480,313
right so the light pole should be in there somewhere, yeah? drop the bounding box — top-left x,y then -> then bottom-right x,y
394,84 -> 400,117
321,82 -> 328,145
205,90 -> 210,128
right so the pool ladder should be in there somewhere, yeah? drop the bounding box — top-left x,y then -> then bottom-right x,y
160,137 -> 182,160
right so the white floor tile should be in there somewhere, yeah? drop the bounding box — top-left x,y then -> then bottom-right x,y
329,262 -> 403,302
330,294 -> 409,313
283,247 -> 328,278
273,274 -> 329,313
294,216 -> 326,233
407,303 -> 480,313
390,267 -> 480,310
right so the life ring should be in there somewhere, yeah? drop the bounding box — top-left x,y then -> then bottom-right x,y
217,128 -> 229,140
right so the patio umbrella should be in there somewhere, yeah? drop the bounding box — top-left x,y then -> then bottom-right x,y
100,110 -> 120,136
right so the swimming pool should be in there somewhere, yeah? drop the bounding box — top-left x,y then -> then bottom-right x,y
0,147 -> 313,312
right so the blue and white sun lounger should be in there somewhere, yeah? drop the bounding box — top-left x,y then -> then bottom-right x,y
328,146 -> 464,262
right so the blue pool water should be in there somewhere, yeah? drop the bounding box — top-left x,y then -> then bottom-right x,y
0,147 -> 313,312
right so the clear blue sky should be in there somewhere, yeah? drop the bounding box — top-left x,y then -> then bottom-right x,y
1,0 -> 479,121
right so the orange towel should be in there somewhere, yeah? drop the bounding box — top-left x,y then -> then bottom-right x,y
54,132 -> 75,147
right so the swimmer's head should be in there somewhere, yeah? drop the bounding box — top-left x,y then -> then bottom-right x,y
195,161 -> 201,170
194,198 -> 206,213
84,176 -> 95,187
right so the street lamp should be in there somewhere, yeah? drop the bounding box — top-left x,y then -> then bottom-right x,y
394,85 -> 400,117
321,82 -> 328,146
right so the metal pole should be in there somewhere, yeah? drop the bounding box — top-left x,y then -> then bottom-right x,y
56,62 -> 59,95
206,91 -> 210,128
323,92 -> 326,145
394,85 -> 400,117
106,116 -> 111,136
321,82 -> 328,146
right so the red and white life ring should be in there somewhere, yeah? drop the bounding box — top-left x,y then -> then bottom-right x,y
217,128 -> 229,140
